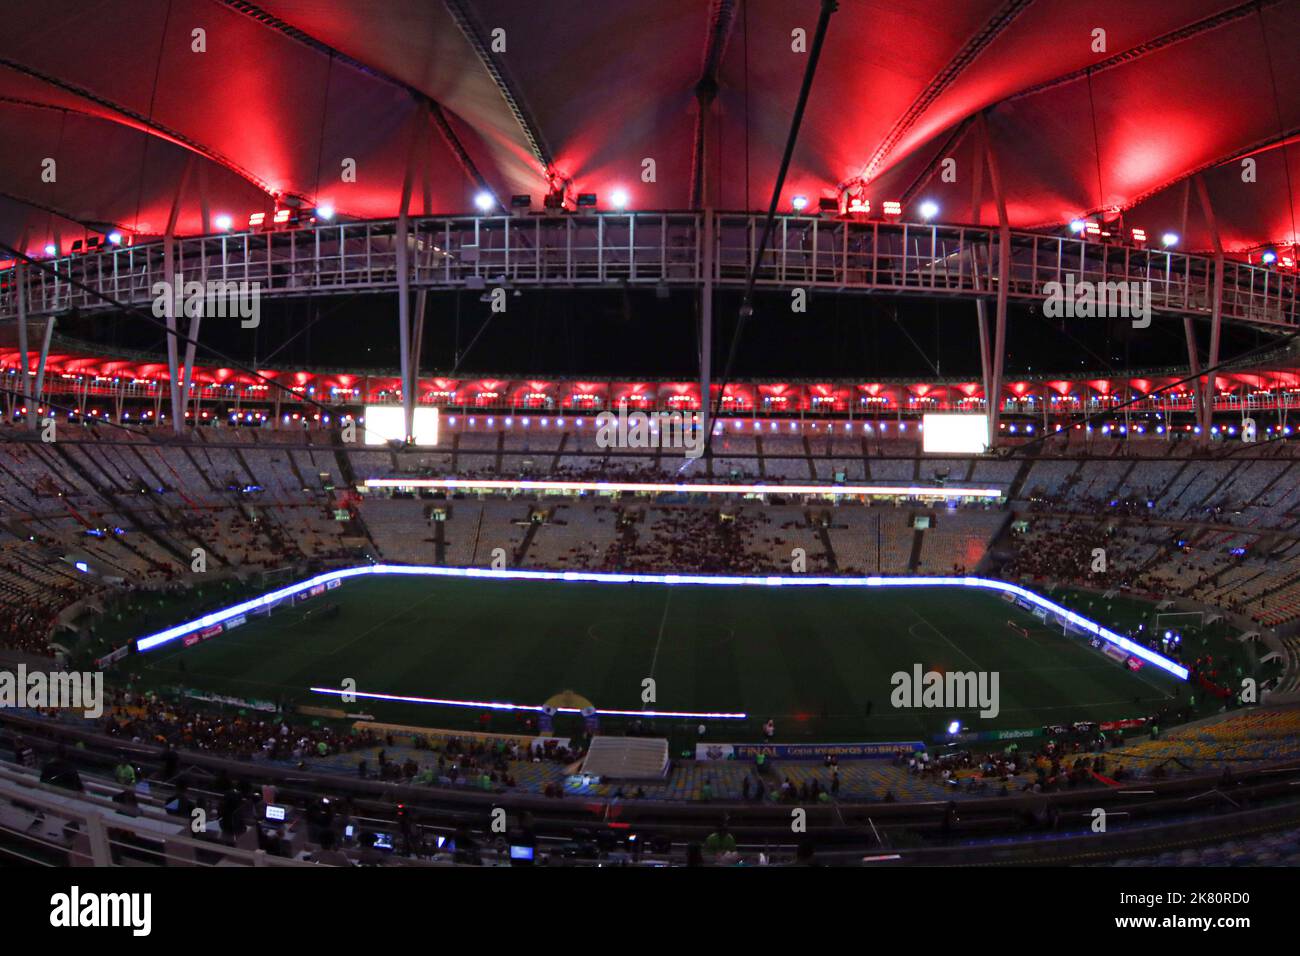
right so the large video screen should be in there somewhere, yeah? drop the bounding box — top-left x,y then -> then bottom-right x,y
363,406 -> 440,446
922,413 -> 989,454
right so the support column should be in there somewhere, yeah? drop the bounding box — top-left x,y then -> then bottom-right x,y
33,316 -> 55,422
700,208 -> 714,442
163,235 -> 184,435
1195,174 -> 1224,444
394,111 -> 423,445
411,290 -> 428,391
16,262 -> 33,429
163,158 -> 194,436
395,216 -> 414,443
181,312 -> 203,428
983,118 -> 1010,448
1203,256 -> 1223,438
976,298 -> 993,420
1182,315 -> 1205,437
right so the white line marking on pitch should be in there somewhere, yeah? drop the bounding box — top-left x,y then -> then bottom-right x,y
646,589 -> 674,691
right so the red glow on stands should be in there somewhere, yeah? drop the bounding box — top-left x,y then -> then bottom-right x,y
508,381 -> 548,407
720,384 -> 755,410
9,346 -> 1300,418
611,382 -> 654,407
661,383 -> 700,410
564,382 -> 606,409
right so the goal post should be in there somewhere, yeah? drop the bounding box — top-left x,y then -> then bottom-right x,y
260,566 -> 296,589
1154,610 -> 1204,634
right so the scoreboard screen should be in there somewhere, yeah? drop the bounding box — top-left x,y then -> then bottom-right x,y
922,413 -> 989,454
363,405 -> 440,446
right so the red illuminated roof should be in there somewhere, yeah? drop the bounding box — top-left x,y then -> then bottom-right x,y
1,2 -> 1297,256
8,347 -> 1300,409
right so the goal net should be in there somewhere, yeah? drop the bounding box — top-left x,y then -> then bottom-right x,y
1154,611 -> 1204,634
260,566 -> 297,589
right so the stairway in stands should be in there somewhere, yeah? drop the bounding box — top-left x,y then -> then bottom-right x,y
814,518 -> 838,572
1005,456 -> 1037,501
332,440 -> 381,556
514,519 -> 540,566
907,526 -> 925,573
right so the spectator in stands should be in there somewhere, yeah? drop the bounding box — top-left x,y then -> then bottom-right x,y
704,823 -> 737,862
114,755 -> 137,788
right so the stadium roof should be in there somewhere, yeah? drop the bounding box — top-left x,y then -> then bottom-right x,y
2,0 -> 1299,259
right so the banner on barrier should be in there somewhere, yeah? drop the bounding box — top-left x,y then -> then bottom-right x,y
697,740 -> 924,761
94,645 -> 131,669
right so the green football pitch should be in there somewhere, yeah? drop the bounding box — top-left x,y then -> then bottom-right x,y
122,576 -> 1198,743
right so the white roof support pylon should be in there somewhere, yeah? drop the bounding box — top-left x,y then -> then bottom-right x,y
979,112 -> 1010,448
1195,174 -> 1224,444
163,157 -> 196,435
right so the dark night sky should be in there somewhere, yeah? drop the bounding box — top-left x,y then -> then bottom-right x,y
65,288 -> 1279,383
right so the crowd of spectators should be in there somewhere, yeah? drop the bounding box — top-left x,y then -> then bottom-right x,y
102,689 -> 376,761
606,506 -> 774,575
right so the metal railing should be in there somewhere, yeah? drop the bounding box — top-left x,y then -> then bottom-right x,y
0,768 -> 314,867
3,213 -> 1295,328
